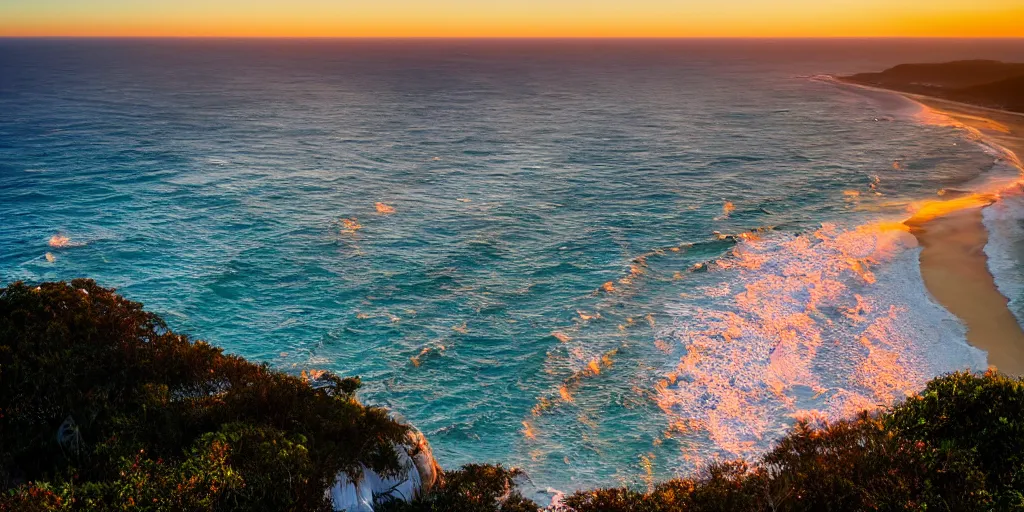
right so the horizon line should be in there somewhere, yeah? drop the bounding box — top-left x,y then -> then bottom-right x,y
2,35 -> 1023,40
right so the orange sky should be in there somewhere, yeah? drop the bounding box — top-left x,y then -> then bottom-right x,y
1,0 -> 1022,38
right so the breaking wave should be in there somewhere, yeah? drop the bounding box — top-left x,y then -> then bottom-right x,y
656,222 -> 985,460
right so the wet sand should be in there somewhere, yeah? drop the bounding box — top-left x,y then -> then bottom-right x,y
902,98 -> 1024,376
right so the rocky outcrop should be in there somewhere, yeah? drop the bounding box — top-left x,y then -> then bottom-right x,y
328,425 -> 441,511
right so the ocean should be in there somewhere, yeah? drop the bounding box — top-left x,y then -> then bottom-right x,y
3,38 -> 1024,496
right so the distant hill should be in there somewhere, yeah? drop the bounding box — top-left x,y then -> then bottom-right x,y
842,60 -> 1024,113
950,75 -> 1024,113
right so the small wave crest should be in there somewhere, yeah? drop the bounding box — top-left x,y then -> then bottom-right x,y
48,234 -> 85,248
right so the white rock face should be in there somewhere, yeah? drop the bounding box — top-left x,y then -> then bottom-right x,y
329,427 -> 441,512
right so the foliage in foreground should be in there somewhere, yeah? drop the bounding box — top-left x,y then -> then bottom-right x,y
0,280 -> 408,511
379,464 -> 537,512
389,374 -> 1024,512
4,280 -> 1024,511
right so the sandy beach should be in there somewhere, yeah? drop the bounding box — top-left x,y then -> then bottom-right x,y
903,97 -> 1024,375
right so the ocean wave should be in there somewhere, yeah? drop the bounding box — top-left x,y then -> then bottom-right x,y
983,195 -> 1024,327
909,101 -> 1024,333
10,43 -> 1024,494
642,81 -> 1021,465
656,222 -> 986,461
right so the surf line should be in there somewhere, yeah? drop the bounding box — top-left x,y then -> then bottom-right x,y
899,100 -> 1024,376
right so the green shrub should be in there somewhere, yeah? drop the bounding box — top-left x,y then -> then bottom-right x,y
5,280 -> 1024,512
887,370 -> 1024,509
558,372 -> 1024,512
0,280 -> 409,511
381,464 -> 537,512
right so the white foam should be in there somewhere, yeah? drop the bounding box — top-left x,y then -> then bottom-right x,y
983,195 -> 1024,327
656,224 -> 985,464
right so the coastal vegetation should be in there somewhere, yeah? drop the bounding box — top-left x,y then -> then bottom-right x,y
842,60 -> 1024,113
4,280 -> 1024,511
0,280 -> 408,511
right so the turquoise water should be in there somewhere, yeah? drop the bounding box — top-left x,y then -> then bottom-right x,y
3,39 -> 1024,495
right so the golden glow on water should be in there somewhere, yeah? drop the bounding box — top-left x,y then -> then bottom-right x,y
903,103 -> 1023,225
521,420 -> 537,439
656,222 -> 923,455
714,201 -> 735,221
906,194 -> 998,224
340,218 -> 361,233
48,234 -> 71,248
646,102 -> 1024,460
640,452 -> 656,491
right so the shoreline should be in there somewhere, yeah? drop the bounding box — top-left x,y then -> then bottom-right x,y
867,85 -> 1024,376
906,205 -> 1024,376
835,76 -> 1024,375
837,77 -> 1024,120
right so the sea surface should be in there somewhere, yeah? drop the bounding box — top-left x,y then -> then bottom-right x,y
3,39 -> 1024,496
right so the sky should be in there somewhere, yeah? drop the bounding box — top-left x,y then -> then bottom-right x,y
0,0 -> 1022,38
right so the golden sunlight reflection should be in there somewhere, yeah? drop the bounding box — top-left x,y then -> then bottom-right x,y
340,218 -> 362,233
905,194 -> 997,225
521,104 -> 1024,459
714,201 -> 736,220
653,143 -> 1023,458
48,234 -> 71,247
656,221 -> 924,456
552,331 -> 571,343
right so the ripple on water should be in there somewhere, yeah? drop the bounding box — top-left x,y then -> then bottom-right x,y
2,39 -> 1022,495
